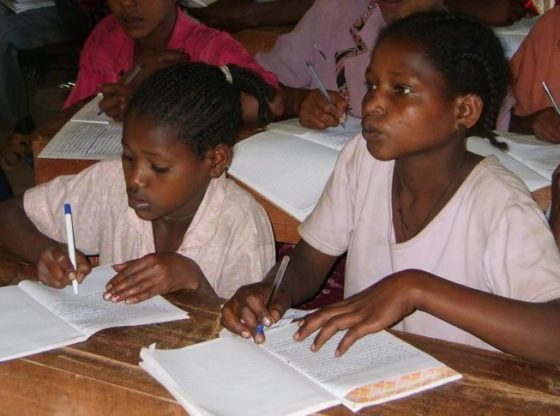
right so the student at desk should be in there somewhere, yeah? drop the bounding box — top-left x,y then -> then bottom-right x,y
64,0 -> 282,124
257,0 -> 526,130
222,12 -> 560,365
0,62 -> 276,303
509,5 -> 560,143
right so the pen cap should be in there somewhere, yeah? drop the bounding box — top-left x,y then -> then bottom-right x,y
64,203 -> 72,215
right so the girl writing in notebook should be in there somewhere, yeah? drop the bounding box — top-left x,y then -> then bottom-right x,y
222,12 -> 560,364
64,0 -> 282,123
0,62 -> 276,303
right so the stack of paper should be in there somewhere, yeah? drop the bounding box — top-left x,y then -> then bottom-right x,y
39,94 -> 123,160
0,0 -> 55,13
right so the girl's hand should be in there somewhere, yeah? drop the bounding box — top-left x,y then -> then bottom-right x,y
294,270 -> 421,356
103,253 -> 207,304
531,108 -> 560,143
98,50 -> 187,121
221,282 -> 292,343
98,83 -> 134,121
36,245 -> 91,288
299,89 -> 348,130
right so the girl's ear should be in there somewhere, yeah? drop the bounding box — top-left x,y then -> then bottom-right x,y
455,94 -> 483,129
207,144 -> 232,178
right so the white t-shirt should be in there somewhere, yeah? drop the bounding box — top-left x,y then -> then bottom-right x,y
24,159 -> 275,299
299,135 -> 560,350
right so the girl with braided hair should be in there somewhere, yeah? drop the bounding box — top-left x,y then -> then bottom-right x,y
0,62 -> 276,303
222,12 -> 560,364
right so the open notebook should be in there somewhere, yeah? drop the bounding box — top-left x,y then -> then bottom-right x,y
0,265 -> 188,362
140,319 -> 461,416
229,118 -> 556,222
39,94 -> 123,160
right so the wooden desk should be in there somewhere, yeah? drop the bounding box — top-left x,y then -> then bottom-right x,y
1,247 -> 560,415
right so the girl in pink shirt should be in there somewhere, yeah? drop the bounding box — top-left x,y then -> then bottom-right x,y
0,62 -> 277,302
222,12 -> 560,364
64,0 -> 281,123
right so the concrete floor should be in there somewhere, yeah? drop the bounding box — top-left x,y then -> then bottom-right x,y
1,69 -> 73,195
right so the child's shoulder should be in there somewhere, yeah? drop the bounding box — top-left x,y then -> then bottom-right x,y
469,156 -> 539,209
215,175 -> 269,218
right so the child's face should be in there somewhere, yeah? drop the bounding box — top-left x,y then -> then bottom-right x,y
361,35 -> 461,161
108,0 -> 176,41
121,114 -> 213,222
377,0 -> 443,23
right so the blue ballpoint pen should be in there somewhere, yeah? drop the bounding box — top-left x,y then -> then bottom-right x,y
305,61 -> 346,128
256,255 -> 291,335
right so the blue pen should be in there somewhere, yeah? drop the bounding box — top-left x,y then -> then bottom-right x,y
256,255 -> 291,335
305,61 -> 346,128
64,203 -> 79,295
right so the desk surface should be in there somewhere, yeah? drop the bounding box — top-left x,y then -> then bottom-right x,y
1,247 -> 560,416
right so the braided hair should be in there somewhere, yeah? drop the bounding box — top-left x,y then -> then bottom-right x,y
126,62 -> 277,157
377,11 -> 510,148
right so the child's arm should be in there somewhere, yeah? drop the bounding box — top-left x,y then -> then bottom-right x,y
509,108 -> 560,143
0,196 -> 91,287
295,269 -> 560,365
280,86 -> 348,130
549,164 -> 560,248
98,50 -> 187,121
103,253 -> 217,303
221,240 -> 338,341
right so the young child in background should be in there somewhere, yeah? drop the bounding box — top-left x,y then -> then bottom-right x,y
509,5 -> 560,143
222,12 -> 560,365
0,62 -> 276,303
256,0 -> 520,130
64,0 -> 282,123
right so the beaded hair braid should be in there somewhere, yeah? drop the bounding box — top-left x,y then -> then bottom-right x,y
377,12 -> 510,148
127,62 -> 277,157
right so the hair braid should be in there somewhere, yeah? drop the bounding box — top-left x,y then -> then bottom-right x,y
126,62 -> 276,157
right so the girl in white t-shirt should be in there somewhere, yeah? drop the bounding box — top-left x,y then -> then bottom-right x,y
0,62 -> 276,302
221,12 -> 560,364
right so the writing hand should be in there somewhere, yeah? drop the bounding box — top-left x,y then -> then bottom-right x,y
531,108 -> 560,143
98,49 -> 187,121
294,271 -> 419,356
299,89 -> 348,130
221,281 -> 292,343
104,252 -> 205,304
36,245 -> 90,288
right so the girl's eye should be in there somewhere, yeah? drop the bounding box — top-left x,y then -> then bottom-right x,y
394,85 -> 413,95
365,81 -> 377,92
122,153 -> 133,162
151,164 -> 170,173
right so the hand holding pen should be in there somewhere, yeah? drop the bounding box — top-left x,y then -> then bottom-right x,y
530,81 -> 560,143
255,255 -> 291,337
299,62 -> 348,130
34,204 -> 91,291
98,49 -> 187,121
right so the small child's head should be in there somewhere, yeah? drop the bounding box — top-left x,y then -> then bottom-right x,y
108,0 -> 176,41
122,61 -> 276,221
377,0 -> 444,23
362,11 -> 509,160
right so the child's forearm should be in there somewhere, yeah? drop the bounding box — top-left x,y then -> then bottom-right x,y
0,196 -> 60,266
411,270 -> 560,364
280,86 -> 311,119
273,240 -> 338,306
